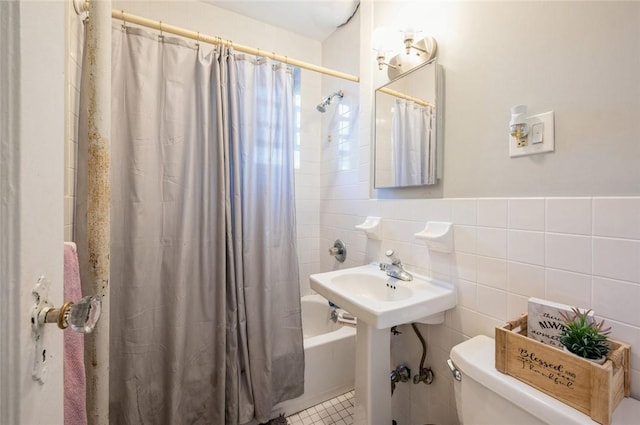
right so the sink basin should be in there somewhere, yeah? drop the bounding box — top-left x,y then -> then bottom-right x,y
310,263 -> 456,329
331,272 -> 413,302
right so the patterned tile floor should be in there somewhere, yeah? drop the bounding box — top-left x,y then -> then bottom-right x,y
286,390 -> 355,425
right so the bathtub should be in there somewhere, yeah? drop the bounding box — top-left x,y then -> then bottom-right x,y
273,294 -> 356,417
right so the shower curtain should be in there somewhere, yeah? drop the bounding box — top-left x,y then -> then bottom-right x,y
391,99 -> 436,186
76,26 -> 303,425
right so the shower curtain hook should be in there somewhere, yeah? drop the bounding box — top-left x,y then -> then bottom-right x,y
196,32 -> 200,47
121,10 -> 127,31
159,21 -> 164,41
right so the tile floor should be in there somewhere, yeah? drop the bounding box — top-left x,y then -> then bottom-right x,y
286,390 -> 355,425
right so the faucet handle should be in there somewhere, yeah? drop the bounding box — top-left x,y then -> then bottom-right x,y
385,249 -> 401,265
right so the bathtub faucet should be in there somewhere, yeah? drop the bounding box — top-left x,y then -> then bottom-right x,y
380,249 -> 413,281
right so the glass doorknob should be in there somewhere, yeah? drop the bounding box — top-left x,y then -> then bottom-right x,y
64,295 -> 102,333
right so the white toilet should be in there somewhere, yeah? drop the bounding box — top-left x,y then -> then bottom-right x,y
449,335 -> 640,425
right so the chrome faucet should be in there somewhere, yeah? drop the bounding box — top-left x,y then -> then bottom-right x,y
379,249 -> 413,281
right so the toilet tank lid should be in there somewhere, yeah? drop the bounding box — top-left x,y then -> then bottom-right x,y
450,335 -> 640,425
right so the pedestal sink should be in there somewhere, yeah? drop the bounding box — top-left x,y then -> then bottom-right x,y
310,263 -> 456,425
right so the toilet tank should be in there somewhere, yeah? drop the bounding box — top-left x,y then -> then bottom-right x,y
449,335 -> 640,425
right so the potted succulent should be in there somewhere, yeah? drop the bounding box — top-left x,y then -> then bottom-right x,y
559,307 -> 611,364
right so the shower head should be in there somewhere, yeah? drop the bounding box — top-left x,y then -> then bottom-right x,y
316,90 -> 344,113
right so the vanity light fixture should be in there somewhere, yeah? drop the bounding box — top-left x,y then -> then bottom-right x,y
402,31 -> 437,60
376,51 -> 401,71
374,27 -> 437,78
373,27 -> 400,72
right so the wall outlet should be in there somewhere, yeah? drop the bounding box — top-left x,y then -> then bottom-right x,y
509,111 -> 554,158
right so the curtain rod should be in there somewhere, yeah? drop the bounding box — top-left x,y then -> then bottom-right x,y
110,9 -> 360,83
378,87 -> 434,108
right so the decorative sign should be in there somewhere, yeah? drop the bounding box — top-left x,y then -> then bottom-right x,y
516,346 -> 577,389
527,298 -> 593,349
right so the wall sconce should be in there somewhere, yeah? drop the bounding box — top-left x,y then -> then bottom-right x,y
376,51 -> 401,71
509,104 -> 529,146
373,26 -> 437,79
402,31 -> 437,59
373,27 -> 400,71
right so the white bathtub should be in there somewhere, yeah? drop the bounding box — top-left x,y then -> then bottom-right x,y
273,294 -> 356,417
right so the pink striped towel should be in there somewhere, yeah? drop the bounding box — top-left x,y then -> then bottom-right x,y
64,242 -> 87,425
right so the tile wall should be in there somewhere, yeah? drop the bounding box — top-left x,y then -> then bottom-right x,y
64,3 -> 84,241
319,196 -> 640,424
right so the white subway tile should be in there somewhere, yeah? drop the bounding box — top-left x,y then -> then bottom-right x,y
545,198 -> 591,235
593,237 -> 640,283
545,268 -> 591,308
477,285 -> 507,321
455,278 -> 477,309
545,233 -> 591,274
476,256 -> 507,290
593,197 -> 640,240
422,199 -> 452,222
453,225 -> 476,254
592,277 -> 640,327
382,219 -> 419,243
604,319 -> 640,375
453,252 -> 476,282
508,230 -> 545,266
477,198 -> 508,228
508,198 -> 545,231
430,251 -> 452,279
508,261 -> 545,298
477,227 -> 507,259
452,199 -> 477,225
508,293 -> 529,320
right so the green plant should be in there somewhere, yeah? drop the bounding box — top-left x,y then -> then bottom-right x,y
559,308 -> 611,360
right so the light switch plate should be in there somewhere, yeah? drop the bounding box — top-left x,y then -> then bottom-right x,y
509,111 -> 554,158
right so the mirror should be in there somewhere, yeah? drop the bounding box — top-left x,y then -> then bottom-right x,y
374,58 -> 441,189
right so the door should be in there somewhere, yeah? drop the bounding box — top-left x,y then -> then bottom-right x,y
0,1 -> 66,424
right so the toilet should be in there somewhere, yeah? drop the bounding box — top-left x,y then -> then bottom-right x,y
449,335 -> 640,425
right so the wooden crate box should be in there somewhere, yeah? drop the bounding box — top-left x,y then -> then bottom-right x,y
495,314 -> 631,425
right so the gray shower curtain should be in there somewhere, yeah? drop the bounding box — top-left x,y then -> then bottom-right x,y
76,25 -> 303,425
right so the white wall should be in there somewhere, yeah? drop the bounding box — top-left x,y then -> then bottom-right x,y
372,1 -> 640,198
320,1 -> 640,424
